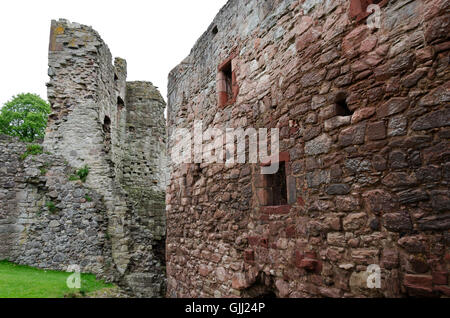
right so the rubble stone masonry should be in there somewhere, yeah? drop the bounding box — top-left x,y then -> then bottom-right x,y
166,0 -> 450,297
0,20 -> 168,297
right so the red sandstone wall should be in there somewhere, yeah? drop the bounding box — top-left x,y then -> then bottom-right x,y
166,0 -> 449,298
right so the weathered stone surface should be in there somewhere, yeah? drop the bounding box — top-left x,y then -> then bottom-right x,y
402,68 -> 429,88
306,170 -> 330,188
343,213 -> 367,231
352,107 -> 375,124
336,196 -> 360,212
398,235 -> 428,254
367,121 -> 387,141
338,123 -> 366,147
377,98 -> 410,118
324,116 -> 351,131
374,53 -> 414,81
0,136 -> 111,276
389,150 -> 408,170
388,116 -> 407,137
382,173 -> 417,188
326,184 -> 351,195
417,214 -> 450,231
1,20 -> 167,298
404,274 -> 434,297
305,134 -> 332,156
165,0 -> 450,299
301,69 -> 327,88
363,190 -> 397,215
349,271 -> 370,294
383,212 -> 413,233
430,190 -> 450,212
424,13 -> 450,43
416,165 -> 442,183
412,109 -> 450,131
381,249 -> 399,270
351,249 -> 379,265
398,189 -> 429,204
327,233 -> 346,247
418,82 -> 450,107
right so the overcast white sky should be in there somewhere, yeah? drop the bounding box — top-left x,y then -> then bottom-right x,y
0,0 -> 228,106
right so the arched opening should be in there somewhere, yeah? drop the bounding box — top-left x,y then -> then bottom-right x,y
242,272 -> 277,298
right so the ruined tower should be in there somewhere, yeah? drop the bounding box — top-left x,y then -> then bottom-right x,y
0,18 -> 166,298
44,19 -> 168,296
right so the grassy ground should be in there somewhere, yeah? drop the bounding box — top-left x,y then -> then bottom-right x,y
0,260 -> 114,298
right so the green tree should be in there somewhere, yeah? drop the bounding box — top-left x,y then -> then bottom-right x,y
0,93 -> 51,142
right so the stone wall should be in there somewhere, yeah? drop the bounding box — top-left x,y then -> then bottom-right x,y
166,0 -> 449,297
45,19 -> 168,297
0,19 -> 168,297
0,136 -> 23,260
0,136 -> 113,276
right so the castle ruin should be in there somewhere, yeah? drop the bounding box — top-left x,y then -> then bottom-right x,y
0,0 -> 449,299
166,0 -> 449,298
1,19 -> 167,297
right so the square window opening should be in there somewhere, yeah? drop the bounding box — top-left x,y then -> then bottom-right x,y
260,161 -> 288,207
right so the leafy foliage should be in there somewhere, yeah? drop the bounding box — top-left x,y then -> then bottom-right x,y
69,175 -> 79,181
20,144 -> 44,161
0,93 -> 50,142
77,166 -> 90,183
39,162 -> 50,176
46,201 -> 57,214
68,165 -> 90,183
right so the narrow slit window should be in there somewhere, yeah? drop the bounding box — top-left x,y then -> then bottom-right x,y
118,96 -> 125,111
103,115 -> 111,153
272,162 -> 288,206
222,62 -> 233,101
217,56 -> 238,108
